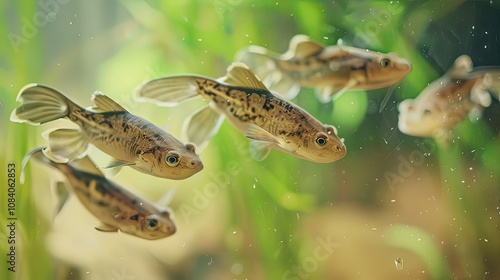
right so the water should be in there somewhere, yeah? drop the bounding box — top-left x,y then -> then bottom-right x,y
1,1 -> 499,280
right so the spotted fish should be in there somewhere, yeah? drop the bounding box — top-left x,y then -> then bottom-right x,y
135,62 -> 346,163
10,84 -> 203,179
236,34 -> 411,103
398,55 -> 500,142
22,147 -> 176,240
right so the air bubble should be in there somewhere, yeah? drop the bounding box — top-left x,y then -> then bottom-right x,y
46,12 -> 56,22
395,258 -> 403,270
231,263 -> 243,275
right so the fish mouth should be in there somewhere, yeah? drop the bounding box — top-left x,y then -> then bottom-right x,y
162,221 -> 177,236
396,59 -> 412,74
333,141 -> 347,159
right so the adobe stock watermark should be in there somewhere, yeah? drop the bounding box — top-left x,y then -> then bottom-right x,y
7,0 -> 71,53
178,159 -> 242,223
110,267 -> 136,280
111,64 -> 166,111
384,139 -> 435,189
282,235 -> 337,280
353,4 -> 403,47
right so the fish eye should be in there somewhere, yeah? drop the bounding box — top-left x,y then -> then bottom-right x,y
380,58 -> 391,68
165,151 -> 180,167
147,219 -> 158,229
314,132 -> 329,148
316,137 -> 327,145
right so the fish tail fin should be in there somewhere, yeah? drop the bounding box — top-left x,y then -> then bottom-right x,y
22,146 -> 103,184
182,104 -> 225,151
235,46 -> 300,100
134,76 -> 200,106
21,147 -> 59,184
10,84 -> 80,125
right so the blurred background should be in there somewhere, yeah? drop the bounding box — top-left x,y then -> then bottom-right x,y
1,0 -> 499,279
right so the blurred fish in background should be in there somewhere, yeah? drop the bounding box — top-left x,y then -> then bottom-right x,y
398,55 -> 500,143
236,34 -> 411,103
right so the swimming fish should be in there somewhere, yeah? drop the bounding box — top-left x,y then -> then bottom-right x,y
135,62 -> 346,163
398,55 -> 500,142
235,34 -> 412,103
22,147 -> 176,240
10,84 -> 203,179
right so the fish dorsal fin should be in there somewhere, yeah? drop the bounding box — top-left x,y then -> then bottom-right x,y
289,34 -> 324,59
69,156 -> 105,177
448,55 -> 473,79
221,62 -> 268,90
91,91 -> 128,112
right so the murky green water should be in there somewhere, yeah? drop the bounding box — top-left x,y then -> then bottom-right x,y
1,1 -> 499,279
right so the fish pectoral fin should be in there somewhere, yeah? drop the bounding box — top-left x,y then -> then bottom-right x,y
106,166 -> 122,177
90,91 -> 128,112
315,79 -> 358,103
95,223 -> 119,232
42,128 -> 89,162
182,104 -> 224,151
220,62 -> 268,90
104,160 -> 135,176
248,140 -> 273,161
104,159 -> 135,169
244,123 -> 280,144
245,124 -> 279,161
448,55 -> 473,79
